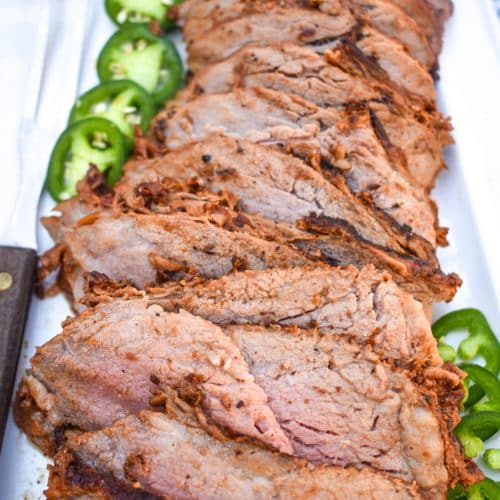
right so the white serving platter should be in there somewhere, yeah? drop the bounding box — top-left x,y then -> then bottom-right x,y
0,0 -> 499,497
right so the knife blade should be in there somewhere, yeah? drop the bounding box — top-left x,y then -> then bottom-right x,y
0,0 -> 90,449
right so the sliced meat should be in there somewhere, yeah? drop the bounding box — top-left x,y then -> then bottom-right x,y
227,325 -> 453,496
149,265 -> 442,367
178,43 -> 451,188
184,6 -> 356,71
49,410 -> 422,499
23,300 -> 292,454
184,8 -> 435,100
38,168 -> 460,303
22,296 -> 476,496
352,25 -> 435,101
388,0 -> 445,55
348,0 -> 434,66
119,150 -> 461,305
178,0 -> 434,68
50,181 -> 458,304
122,136 -> 438,255
154,87 -> 439,247
60,210 -> 312,299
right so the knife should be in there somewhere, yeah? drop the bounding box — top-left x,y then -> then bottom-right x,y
0,0 -> 90,449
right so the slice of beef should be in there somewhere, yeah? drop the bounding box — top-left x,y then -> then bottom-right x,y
23,300 -> 292,454
388,0 -> 446,55
154,87 -> 438,247
178,43 -> 451,188
183,9 -> 435,101
148,265 -> 441,367
121,136 -> 438,255
60,210 -> 313,300
20,297 -> 477,496
49,410 -> 422,499
184,5 -> 356,70
178,0 -> 434,68
348,0 -> 434,66
117,154 -> 460,303
226,325 -> 454,496
352,25 -> 435,101
38,167 -> 460,304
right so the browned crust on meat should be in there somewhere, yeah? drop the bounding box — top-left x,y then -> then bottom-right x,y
178,0 -> 435,68
43,168 -> 459,303
416,364 -> 484,489
47,447 -> 158,499
300,214 -> 461,301
324,42 -> 433,108
13,379 -> 56,456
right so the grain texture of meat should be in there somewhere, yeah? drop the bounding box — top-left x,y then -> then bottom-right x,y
42,167 -> 459,303
65,211 -> 311,289
24,300 -> 292,454
149,265 -> 441,367
227,325 -> 450,495
21,297 -> 472,496
183,8 -> 435,100
48,410 -> 422,499
155,87 -> 438,246
178,0 -> 434,68
388,0 -> 447,55
178,43 -> 451,188
184,6 -> 355,72
122,136 -> 438,253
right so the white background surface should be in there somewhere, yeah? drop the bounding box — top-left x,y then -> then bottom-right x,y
0,0 -> 499,498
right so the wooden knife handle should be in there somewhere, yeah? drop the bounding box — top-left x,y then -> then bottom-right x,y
0,246 -> 37,449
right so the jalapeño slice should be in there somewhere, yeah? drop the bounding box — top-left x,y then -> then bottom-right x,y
69,80 -> 155,145
105,0 -> 184,31
97,24 -> 183,105
46,118 -> 126,202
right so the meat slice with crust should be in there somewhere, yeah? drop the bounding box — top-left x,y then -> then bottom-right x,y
120,136 -> 441,255
177,0 -> 434,68
51,210 -> 313,304
183,8 -> 435,100
177,43 -> 451,188
388,0 -> 449,55
154,87 -> 438,246
18,296 -> 480,497
22,300 -> 292,454
39,167 -> 460,303
147,265 -> 441,368
48,410 -> 423,499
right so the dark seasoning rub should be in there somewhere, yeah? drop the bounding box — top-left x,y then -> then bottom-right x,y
14,0 -> 489,499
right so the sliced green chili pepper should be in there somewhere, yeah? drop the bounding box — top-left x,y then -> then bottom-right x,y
460,364 -> 500,412
69,80 -> 154,146
483,449 -> 500,470
433,309 -> 500,406
447,479 -> 500,500
97,24 -> 183,105
438,337 -> 457,362
46,117 -> 126,202
105,0 -> 183,31
455,411 -> 500,459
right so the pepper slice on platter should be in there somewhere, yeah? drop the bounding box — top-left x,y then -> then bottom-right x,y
432,309 -> 500,407
69,80 -> 155,146
46,117 -> 126,202
459,364 -> 500,413
448,479 -> 500,499
105,0 -> 183,31
455,411 -> 500,461
97,24 -> 183,104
